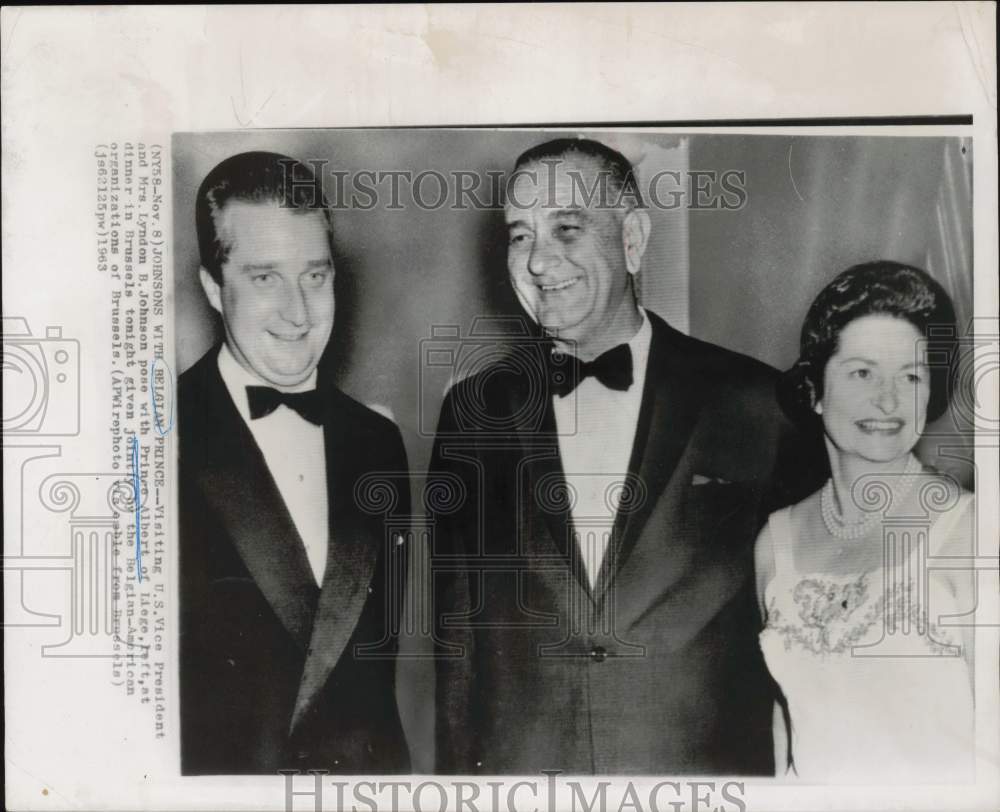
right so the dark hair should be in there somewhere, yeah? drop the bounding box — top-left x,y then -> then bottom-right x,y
779,260 -> 958,425
195,151 -> 332,283
512,137 -> 644,209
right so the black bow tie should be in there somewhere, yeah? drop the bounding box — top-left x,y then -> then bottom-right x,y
246,386 -> 324,425
550,343 -> 634,397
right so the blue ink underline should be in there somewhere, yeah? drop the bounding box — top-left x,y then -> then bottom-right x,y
131,435 -> 142,583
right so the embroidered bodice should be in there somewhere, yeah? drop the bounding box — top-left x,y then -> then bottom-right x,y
758,493 -> 975,783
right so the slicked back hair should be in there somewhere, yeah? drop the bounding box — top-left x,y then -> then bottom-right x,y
512,137 -> 645,211
196,151 -> 332,283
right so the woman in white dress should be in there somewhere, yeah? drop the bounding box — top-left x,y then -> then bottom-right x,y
756,261 -> 975,783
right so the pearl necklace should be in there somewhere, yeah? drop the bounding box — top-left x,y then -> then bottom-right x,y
821,455 -> 923,540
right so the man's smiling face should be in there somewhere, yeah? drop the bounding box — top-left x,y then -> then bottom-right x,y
200,201 -> 335,387
505,155 -> 637,358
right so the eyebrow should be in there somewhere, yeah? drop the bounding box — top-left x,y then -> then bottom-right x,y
241,258 -> 331,271
506,207 -> 587,229
839,356 -> 928,368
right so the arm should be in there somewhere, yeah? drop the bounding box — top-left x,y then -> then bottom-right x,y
933,494 -> 977,684
428,388 -> 478,773
755,516 -> 796,776
772,701 -> 792,778
753,521 -> 776,623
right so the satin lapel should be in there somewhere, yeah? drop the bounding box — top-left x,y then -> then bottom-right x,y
291,394 -> 379,732
594,316 -> 706,603
194,356 -> 318,650
513,374 -> 593,598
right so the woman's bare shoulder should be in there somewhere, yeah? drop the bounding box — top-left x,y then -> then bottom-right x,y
786,489 -> 823,540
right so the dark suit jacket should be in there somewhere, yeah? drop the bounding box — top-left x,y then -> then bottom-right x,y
430,311 -> 824,775
179,346 -> 411,775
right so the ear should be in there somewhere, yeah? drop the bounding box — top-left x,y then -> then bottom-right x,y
622,209 -> 651,276
199,267 -> 223,316
802,371 -> 823,416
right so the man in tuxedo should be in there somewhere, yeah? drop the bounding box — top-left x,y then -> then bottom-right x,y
430,138 -> 822,774
179,152 -> 410,774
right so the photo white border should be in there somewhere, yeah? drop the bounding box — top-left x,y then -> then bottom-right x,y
3,4 -> 996,811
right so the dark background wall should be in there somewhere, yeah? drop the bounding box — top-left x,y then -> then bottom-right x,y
173,130 -> 973,770
688,135 -> 972,370
684,135 -> 974,490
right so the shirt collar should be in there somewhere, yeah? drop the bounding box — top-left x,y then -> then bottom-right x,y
629,307 -> 652,368
217,342 -> 318,424
550,306 -> 651,362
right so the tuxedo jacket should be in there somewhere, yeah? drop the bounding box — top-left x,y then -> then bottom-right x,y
430,311 -> 824,775
179,346 -> 410,775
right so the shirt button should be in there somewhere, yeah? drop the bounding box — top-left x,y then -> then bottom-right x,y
590,646 -> 607,663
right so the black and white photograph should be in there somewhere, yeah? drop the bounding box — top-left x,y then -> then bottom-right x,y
173,129 -> 978,780
3,4 -> 997,812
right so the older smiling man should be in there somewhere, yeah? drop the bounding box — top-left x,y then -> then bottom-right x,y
429,137 -> 824,775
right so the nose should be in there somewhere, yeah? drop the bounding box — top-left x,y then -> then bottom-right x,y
527,235 -> 560,277
873,379 -> 899,413
281,282 -> 308,326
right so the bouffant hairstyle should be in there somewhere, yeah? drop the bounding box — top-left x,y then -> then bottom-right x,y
196,151 -> 331,283
779,260 -> 958,426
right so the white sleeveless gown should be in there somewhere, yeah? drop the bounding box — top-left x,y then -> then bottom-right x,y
758,493 -> 976,783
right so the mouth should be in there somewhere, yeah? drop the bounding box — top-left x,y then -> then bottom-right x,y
855,418 -> 905,435
539,277 -> 581,293
268,329 -> 310,343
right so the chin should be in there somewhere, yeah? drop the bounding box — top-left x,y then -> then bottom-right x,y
540,315 -> 584,338
267,362 -> 315,383
856,446 -> 914,465
537,320 -> 565,338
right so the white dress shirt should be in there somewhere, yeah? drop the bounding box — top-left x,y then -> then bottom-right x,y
217,344 -> 329,585
552,308 -> 652,589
